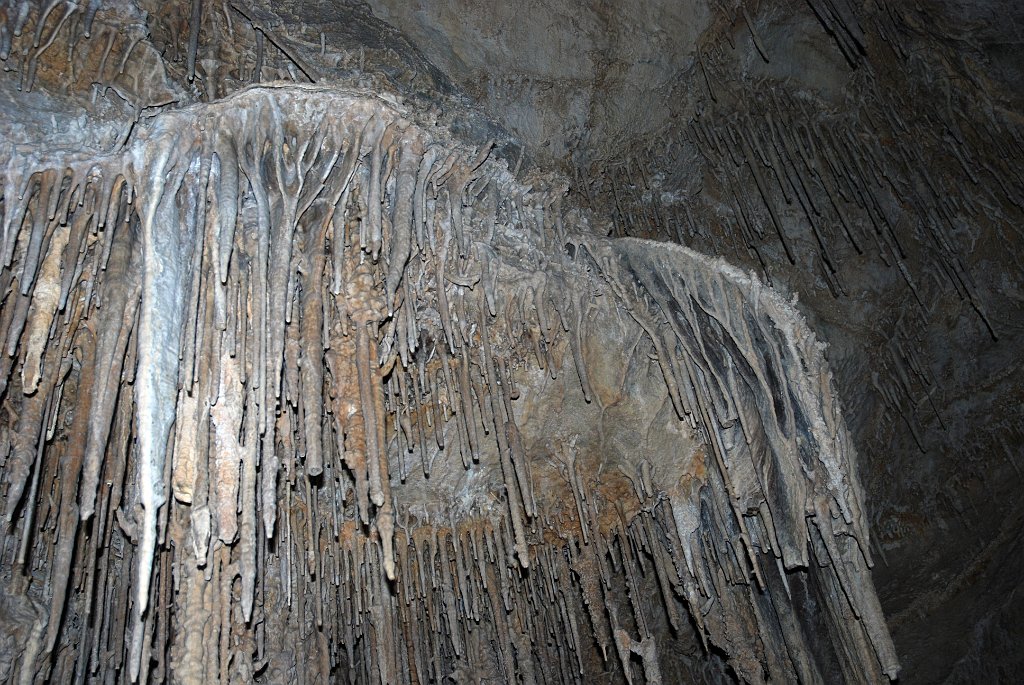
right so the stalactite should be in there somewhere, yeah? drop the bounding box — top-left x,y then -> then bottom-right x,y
0,80 -> 901,684
187,0 -> 202,82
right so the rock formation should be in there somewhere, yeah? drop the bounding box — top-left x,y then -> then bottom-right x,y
0,0 -> 1020,683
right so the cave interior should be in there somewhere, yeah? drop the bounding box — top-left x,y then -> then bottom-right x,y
0,0 -> 1022,683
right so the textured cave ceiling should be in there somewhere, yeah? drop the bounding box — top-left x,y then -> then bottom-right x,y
0,0 -> 1022,683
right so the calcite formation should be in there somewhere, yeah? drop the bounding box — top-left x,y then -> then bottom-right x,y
0,1 -> 914,683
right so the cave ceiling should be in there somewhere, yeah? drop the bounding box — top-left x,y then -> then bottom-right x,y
0,0 -> 1021,684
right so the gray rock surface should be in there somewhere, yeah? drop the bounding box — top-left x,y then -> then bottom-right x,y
0,0 -> 1021,683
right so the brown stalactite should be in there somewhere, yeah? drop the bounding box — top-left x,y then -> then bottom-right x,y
2,0 -> 1019,682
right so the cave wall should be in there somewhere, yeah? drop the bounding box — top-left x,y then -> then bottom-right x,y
0,0 -> 1021,683
363,0 -> 1024,680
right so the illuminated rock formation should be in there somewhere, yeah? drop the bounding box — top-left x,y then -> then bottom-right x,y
1,0 -> 1021,683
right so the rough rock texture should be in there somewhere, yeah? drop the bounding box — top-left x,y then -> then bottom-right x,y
0,0 -> 1020,683
365,0 -> 1024,681
365,0 -> 712,166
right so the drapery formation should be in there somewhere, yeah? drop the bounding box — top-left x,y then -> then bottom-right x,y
0,84 -> 896,683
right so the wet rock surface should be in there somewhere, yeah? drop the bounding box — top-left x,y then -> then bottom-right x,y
0,0 -> 1021,683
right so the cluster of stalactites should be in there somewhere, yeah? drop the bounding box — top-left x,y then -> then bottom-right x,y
0,0 -> 188,112
577,236 -> 899,681
0,84 -> 574,683
0,84 -> 895,683
582,21 -> 1023,458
